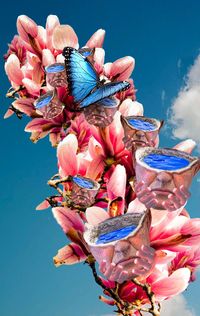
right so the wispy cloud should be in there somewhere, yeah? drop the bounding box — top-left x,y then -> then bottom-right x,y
161,294 -> 196,316
168,54 -> 200,151
161,89 -> 166,105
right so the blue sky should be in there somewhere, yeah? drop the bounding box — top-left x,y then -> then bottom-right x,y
1,1 -> 200,315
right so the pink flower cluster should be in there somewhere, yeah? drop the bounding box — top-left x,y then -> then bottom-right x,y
4,15 -> 200,315
41,136 -> 200,308
4,14 -> 135,146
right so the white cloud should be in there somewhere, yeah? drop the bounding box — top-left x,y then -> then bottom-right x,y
168,54 -> 200,151
161,294 -> 196,316
95,294 -> 197,316
177,58 -> 182,70
99,295 -> 195,316
161,89 -> 166,104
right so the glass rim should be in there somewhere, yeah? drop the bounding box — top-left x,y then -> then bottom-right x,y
72,175 -> 100,191
84,211 -> 149,247
135,146 -> 200,173
45,62 -> 65,73
34,90 -> 55,109
121,115 -> 163,132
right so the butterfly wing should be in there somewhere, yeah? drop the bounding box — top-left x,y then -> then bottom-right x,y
93,97 -> 117,108
78,47 -> 95,58
63,47 -> 99,103
79,81 -> 130,108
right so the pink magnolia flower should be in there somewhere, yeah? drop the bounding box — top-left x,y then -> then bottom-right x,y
17,15 -> 38,44
4,14 -> 137,147
150,210 -> 200,252
86,29 -> 106,48
89,112 -> 133,177
119,99 -> 144,117
52,24 -> 79,51
57,133 -> 104,179
103,263 -> 190,304
4,35 -> 26,64
67,114 -> 92,152
103,56 -> 135,81
25,113 -> 67,146
5,54 -> 24,87
52,207 -> 85,233
147,267 -> 190,301
54,243 -> 87,266
6,16 -> 200,315
170,247 -> 200,281
86,164 -> 127,222
52,206 -> 90,266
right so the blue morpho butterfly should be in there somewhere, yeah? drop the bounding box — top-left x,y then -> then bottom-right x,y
62,47 -> 130,108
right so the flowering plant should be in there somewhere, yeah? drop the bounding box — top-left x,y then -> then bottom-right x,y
4,14 -> 200,316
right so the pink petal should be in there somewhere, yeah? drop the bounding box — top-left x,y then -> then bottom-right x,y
127,198 -> 147,213
88,137 -> 104,159
54,243 -> 87,266
24,53 -> 43,84
46,15 -> 60,50
118,281 -> 137,299
57,134 -> 78,176
42,49 -> 56,67
26,52 -> 40,67
154,250 -> 177,265
22,78 -> 41,96
150,214 -> 188,242
86,156 -> 104,180
5,54 -> 24,85
181,218 -> 200,235
76,153 -> 89,176
152,268 -> 190,299
52,25 -> 79,51
86,206 -> 109,225
151,209 -> 170,227
29,130 -> 50,143
99,296 -> 115,306
99,277 -> 115,289
17,15 -> 38,43
110,56 -> 135,81
107,111 -> 125,156
4,109 -> 15,119
173,139 -> 196,154
119,100 -> 144,116
86,29 -> 105,48
36,199 -> 50,210
94,48 -> 105,73
49,132 -> 62,147
107,164 -> 126,200
25,118 -> 54,132
52,207 -> 84,233
103,62 -> 112,77
56,53 -> 65,63
36,26 -> 46,49
13,98 -> 35,116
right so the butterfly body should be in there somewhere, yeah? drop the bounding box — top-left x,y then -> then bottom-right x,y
63,47 -> 130,109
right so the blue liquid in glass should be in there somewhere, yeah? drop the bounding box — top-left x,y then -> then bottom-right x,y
35,95 -> 52,108
46,64 -> 65,73
96,225 -> 136,244
143,153 -> 190,170
73,176 -> 94,189
127,118 -> 156,131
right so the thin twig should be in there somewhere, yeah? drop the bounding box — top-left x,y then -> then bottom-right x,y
87,260 -> 127,315
6,86 -> 24,98
132,278 -> 160,316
